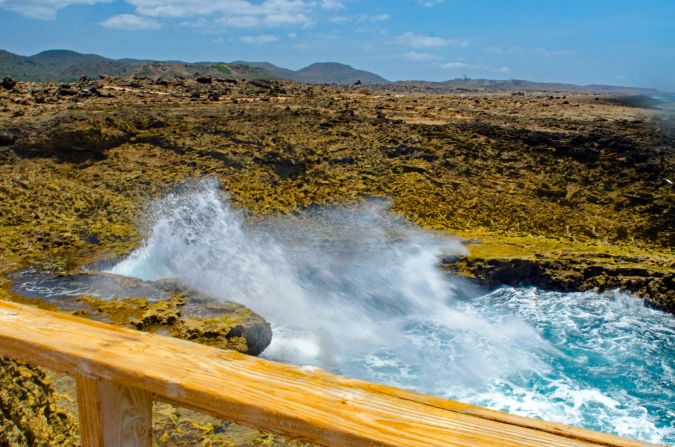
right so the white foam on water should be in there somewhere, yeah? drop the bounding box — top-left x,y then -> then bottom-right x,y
109,179 -> 675,444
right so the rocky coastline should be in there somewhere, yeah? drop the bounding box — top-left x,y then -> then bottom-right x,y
0,75 -> 673,445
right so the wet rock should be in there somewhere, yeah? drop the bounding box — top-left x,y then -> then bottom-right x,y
153,278 -> 273,355
445,256 -> 674,313
10,271 -> 273,356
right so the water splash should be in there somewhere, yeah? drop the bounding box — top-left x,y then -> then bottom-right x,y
108,179 -> 674,444
110,179 -> 546,381
450,288 -> 675,443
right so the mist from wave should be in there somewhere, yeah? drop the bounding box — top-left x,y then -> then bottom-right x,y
108,179 -> 674,444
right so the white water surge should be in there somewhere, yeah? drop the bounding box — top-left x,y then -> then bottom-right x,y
109,179 -> 674,444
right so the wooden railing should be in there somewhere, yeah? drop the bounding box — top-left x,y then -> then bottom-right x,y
0,299 -> 660,447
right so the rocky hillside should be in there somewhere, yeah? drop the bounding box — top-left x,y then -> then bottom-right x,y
291,62 -> 389,84
0,49 -> 146,82
0,49 -> 388,84
239,61 -> 390,84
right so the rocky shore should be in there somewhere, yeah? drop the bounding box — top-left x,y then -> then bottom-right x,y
0,75 -> 673,445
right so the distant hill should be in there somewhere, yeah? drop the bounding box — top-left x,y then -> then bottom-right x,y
0,50 -> 279,83
0,49 -> 388,85
295,62 -> 389,84
237,61 -> 389,84
394,78 -> 657,94
126,61 -> 278,82
0,49 -> 147,82
232,61 -> 298,80
0,49 -> 656,92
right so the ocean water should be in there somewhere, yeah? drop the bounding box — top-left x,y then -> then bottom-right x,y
100,179 -> 674,444
652,93 -> 675,124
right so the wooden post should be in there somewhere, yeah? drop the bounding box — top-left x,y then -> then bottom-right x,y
76,374 -> 153,447
0,300 -> 658,447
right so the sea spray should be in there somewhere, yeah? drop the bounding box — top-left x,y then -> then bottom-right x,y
108,179 -> 674,444
109,179 -> 548,380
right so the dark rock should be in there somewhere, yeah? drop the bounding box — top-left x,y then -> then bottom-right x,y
151,278 -> 273,355
254,154 -> 307,179
0,132 -> 15,146
56,87 -> 78,97
249,79 -> 272,90
195,75 -> 212,84
445,256 -> 674,313
1,77 -> 16,90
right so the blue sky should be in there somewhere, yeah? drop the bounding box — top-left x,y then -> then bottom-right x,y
0,0 -> 673,90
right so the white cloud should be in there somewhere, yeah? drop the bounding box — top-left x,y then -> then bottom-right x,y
397,32 -> 468,48
0,0 -> 111,20
355,13 -> 390,23
240,33 -> 279,44
124,0 -> 315,30
320,0 -> 343,10
2,0 -> 319,30
417,0 -> 443,6
218,15 -> 260,28
101,13 -> 160,30
403,51 -> 442,61
263,12 -> 311,26
441,61 -> 470,69
439,61 -> 509,73
371,13 -> 390,21
329,15 -> 348,23
126,0 -> 311,19
486,46 -> 573,57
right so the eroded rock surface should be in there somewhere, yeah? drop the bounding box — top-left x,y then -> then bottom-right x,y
10,272 -> 272,355
0,76 -> 673,445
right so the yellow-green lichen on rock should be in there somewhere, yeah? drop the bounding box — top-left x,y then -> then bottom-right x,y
0,76 -> 673,445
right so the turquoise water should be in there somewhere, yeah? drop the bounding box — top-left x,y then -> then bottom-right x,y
17,267 -> 675,443
100,180 -> 674,444
340,287 -> 675,444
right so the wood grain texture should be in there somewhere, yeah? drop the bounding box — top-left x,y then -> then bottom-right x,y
0,300 -> 662,447
76,374 -> 105,447
76,373 -> 152,447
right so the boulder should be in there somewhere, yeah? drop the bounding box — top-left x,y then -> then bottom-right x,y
10,271 -> 273,356
1,77 -> 16,90
195,75 -> 212,84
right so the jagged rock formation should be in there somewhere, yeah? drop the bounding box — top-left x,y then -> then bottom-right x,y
0,75 -> 673,445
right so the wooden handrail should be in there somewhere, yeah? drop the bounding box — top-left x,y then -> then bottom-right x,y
0,300 -> 660,447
